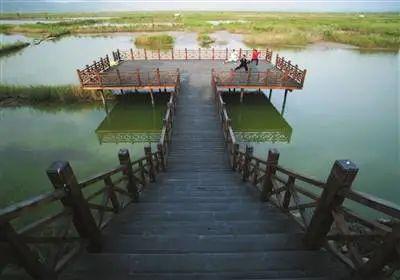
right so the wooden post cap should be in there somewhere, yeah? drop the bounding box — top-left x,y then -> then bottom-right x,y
330,160 -> 358,186
267,148 -> 280,162
118,148 -> 130,162
46,161 -> 73,187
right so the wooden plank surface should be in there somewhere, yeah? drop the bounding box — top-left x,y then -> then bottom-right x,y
61,61 -> 349,280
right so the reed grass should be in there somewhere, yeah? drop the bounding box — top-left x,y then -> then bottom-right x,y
134,34 -> 174,49
197,33 -> 216,47
0,41 -> 30,55
0,84 -> 110,106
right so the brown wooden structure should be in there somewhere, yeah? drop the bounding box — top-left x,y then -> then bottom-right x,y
212,76 -> 400,279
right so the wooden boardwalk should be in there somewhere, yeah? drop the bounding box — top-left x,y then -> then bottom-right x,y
60,63 -> 349,279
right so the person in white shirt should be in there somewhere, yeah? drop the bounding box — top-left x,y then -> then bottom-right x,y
224,49 -> 238,64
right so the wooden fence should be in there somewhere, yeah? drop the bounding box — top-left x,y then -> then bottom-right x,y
78,67 -> 180,90
0,87 -> 178,279
212,73 -> 400,279
275,54 -> 307,86
212,68 -> 304,89
112,48 -> 273,62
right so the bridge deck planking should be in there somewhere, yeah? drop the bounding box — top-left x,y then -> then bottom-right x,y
60,61 -> 350,279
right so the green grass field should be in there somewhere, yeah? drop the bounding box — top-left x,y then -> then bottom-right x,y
0,12 -> 399,49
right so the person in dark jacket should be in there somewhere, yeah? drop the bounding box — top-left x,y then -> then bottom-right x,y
234,54 -> 249,72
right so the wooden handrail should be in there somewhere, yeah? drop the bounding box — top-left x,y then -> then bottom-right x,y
213,71 -> 399,278
0,78 -> 179,279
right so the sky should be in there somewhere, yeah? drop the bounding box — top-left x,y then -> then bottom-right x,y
1,0 -> 400,12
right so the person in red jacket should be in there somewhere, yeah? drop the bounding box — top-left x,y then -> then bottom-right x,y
251,48 -> 260,65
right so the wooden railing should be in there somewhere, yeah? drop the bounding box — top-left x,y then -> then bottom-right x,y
212,68 -> 303,90
78,67 -> 180,89
76,55 -> 111,86
112,48 -> 273,63
212,74 -> 400,279
275,54 -> 307,87
0,89 -> 178,279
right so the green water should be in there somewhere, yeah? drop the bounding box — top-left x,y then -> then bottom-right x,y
0,95 -> 167,208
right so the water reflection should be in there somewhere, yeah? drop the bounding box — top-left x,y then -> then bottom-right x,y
222,93 -> 293,143
95,95 -> 168,144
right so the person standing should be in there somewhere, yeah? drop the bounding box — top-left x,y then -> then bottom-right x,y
251,48 -> 260,65
224,49 -> 238,64
234,54 -> 249,72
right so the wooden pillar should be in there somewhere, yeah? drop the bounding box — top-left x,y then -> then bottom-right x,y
0,223 -> 57,279
212,48 -> 215,60
130,48 -> 134,60
239,48 -> 242,58
281,89 -> 288,115
171,48 -> 174,60
103,177 -> 120,213
118,149 -> 139,201
240,88 -> 244,103
269,89 -> 272,100
46,161 -> 102,252
156,68 -> 161,86
357,223 -> 400,278
185,48 -> 188,60
304,160 -> 358,249
198,48 -> 201,60
260,149 -> 280,201
144,48 -> 147,60
149,89 -> 155,106
144,146 -> 156,182
158,49 -> 161,60
98,89 -> 106,106
157,143 -> 166,171
282,176 -> 295,210
232,143 -> 239,171
225,48 -> 228,60
242,145 -> 253,182
136,69 -> 142,86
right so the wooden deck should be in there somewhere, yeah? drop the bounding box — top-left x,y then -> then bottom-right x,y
77,49 -> 306,90
60,61 -> 349,279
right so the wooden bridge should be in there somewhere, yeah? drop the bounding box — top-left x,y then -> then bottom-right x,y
1,51 -> 399,280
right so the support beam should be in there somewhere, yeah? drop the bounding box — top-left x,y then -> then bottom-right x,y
269,89 -> 272,100
149,89 -> 155,106
240,88 -> 244,103
281,89 -> 288,115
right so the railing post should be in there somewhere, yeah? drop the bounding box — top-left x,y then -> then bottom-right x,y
239,48 -> 242,58
304,160 -> 358,249
225,48 -> 228,60
198,48 -> 201,60
46,161 -> 102,252
136,69 -> 142,86
0,222 -> 57,279
144,48 -> 147,60
156,68 -> 161,86
185,48 -> 188,60
130,48 -> 134,60
157,143 -> 166,171
171,48 -> 174,60
242,145 -> 253,182
158,49 -> 161,60
260,149 -> 280,201
212,48 -> 215,60
232,143 -> 239,171
282,176 -> 295,210
103,177 -> 120,213
144,146 -> 156,182
118,149 -> 139,202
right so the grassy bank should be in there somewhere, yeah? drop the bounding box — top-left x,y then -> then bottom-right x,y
134,34 -> 174,49
0,12 -> 399,49
0,85 -> 110,106
0,41 -> 30,55
197,33 -> 216,47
